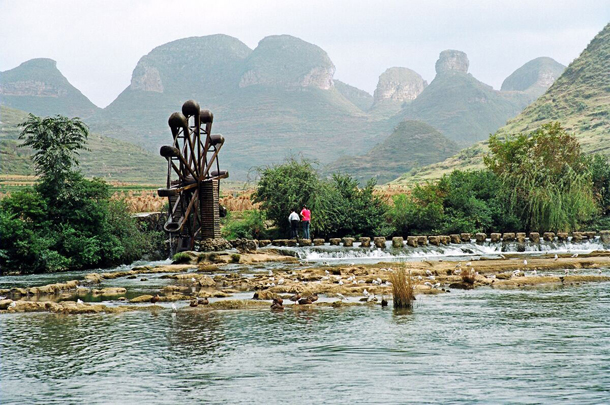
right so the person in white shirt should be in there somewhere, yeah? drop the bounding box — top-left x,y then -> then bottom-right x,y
288,209 -> 300,239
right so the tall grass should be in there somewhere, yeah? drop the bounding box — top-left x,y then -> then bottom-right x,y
389,267 -> 414,309
504,169 -> 597,232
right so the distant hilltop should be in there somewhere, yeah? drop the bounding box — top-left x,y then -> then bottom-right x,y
391,23 -> 610,186
1,33 -> 566,182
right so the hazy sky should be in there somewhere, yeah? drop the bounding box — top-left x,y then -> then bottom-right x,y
1,0 -> 608,107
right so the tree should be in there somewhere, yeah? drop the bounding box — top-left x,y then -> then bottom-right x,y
587,154 -> 610,215
253,157 -> 321,234
19,114 -> 89,191
484,122 -> 597,232
253,158 -> 389,238
328,175 -> 387,237
0,114 -> 161,274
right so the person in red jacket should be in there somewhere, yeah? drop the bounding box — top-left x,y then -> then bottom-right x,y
300,205 -> 311,240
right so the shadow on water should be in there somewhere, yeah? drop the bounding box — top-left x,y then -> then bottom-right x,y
392,307 -> 414,319
166,311 -> 225,358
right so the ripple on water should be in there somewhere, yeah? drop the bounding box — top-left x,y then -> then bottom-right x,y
1,283 -> 610,403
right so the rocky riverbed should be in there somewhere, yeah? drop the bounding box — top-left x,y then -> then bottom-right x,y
2,250 -> 610,315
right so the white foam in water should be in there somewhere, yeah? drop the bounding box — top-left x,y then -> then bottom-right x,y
295,238 -> 609,264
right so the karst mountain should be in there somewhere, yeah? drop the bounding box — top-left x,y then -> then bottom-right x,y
1,34 -> 567,182
391,23 -> 609,186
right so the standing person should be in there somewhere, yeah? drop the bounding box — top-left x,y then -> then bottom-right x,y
288,209 -> 300,239
300,205 -> 311,240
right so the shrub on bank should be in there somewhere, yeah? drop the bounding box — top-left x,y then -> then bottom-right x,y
387,170 -> 522,235
253,158 -> 387,238
388,123 -> 609,234
0,114 -> 161,274
221,210 -> 269,240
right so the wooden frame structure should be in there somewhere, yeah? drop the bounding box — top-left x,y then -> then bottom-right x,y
157,99 -> 228,252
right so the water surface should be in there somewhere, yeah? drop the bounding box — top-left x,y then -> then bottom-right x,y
2,282 -> 609,404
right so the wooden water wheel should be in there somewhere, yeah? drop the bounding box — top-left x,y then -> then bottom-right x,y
157,99 -> 228,252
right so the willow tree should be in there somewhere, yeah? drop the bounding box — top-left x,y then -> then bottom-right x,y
484,122 -> 597,232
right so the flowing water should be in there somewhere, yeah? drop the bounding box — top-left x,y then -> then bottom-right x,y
2,242 -> 610,404
291,238 -> 608,264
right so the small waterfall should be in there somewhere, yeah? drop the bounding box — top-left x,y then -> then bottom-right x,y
269,238 -> 608,264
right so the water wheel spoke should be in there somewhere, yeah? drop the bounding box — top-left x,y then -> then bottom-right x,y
158,100 -> 226,253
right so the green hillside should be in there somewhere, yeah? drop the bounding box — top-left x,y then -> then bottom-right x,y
501,57 -> 566,97
0,58 -> 100,119
334,80 -> 374,111
391,24 -> 610,186
498,23 -> 610,152
0,106 -> 165,184
327,120 -> 459,184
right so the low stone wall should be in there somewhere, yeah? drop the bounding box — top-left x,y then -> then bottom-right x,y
240,230 -> 610,249
193,230 -> 610,252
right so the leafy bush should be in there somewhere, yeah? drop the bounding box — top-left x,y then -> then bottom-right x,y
485,123 -> 597,232
253,158 -> 388,238
0,115 -> 162,274
221,210 -> 268,240
387,170 -> 519,235
172,252 -> 191,264
588,154 -> 610,215
252,157 -> 320,235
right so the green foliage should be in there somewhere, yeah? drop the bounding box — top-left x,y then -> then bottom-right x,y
19,114 -> 89,187
253,157 -> 321,234
323,175 -> 387,237
221,210 -> 268,240
387,170 -> 520,235
436,170 -> 521,233
230,253 -> 241,263
0,115 -> 161,274
253,158 -> 388,238
485,123 -> 597,231
172,252 -> 191,264
0,209 -> 67,273
588,154 -> 610,215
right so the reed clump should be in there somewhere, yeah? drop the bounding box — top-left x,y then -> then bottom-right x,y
462,268 -> 476,285
389,267 -> 414,309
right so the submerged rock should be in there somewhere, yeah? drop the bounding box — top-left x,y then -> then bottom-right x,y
448,282 -> 475,290
84,273 -> 103,284
0,299 -> 13,310
130,295 -> 154,303
92,287 -> 126,297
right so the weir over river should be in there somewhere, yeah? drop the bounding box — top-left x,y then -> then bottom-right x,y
1,239 -> 610,403
283,237 -> 609,263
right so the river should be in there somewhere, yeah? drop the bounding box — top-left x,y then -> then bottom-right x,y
1,241 -> 610,403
